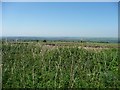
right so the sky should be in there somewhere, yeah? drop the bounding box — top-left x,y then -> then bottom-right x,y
2,2 -> 118,37
0,2 -> 2,36
2,0 -> 120,2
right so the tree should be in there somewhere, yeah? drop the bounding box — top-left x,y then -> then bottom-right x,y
36,40 -> 39,42
43,40 -> 47,42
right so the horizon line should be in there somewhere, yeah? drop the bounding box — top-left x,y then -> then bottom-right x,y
1,36 -> 118,38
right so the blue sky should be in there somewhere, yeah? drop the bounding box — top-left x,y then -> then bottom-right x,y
2,2 -> 118,37
0,2 -> 2,36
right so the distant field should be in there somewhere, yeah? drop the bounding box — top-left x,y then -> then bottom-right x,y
2,41 -> 120,88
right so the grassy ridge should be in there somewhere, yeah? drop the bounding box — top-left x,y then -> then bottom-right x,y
2,41 -> 120,88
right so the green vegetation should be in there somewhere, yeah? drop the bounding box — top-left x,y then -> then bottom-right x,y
2,41 -> 120,88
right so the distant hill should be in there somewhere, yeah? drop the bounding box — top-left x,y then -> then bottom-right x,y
1,36 -> 118,43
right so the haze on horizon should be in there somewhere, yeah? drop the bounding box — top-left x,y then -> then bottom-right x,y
2,2 -> 118,38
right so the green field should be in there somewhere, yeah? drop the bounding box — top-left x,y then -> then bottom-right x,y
2,41 -> 120,88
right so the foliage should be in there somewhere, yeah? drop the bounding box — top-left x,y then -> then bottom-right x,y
2,42 -> 120,88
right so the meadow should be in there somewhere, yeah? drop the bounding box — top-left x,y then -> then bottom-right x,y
2,40 -> 120,88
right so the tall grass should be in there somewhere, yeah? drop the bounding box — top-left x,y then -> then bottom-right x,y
2,42 -> 119,88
